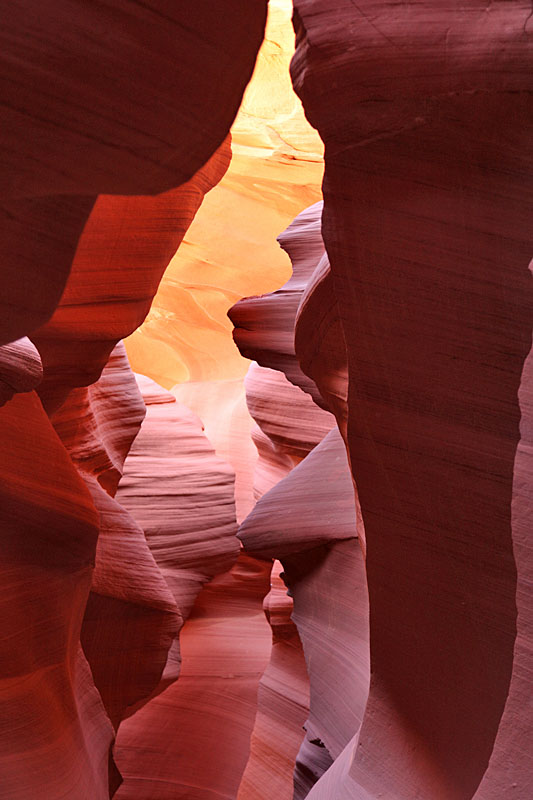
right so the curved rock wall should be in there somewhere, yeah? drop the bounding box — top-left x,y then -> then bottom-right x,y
237,561 -> 310,800
291,2 -> 533,798
230,199 -> 371,797
2,3 -> 531,800
0,3 -> 269,797
0,383 -> 113,799
1,1 -> 267,346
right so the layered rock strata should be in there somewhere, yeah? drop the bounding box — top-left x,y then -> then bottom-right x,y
230,207 -> 371,794
173,378 -> 259,523
114,554 -> 273,800
0,375 -> 114,799
291,2 -> 533,797
229,201 -> 326,406
1,0 -> 267,345
115,375 -> 239,680
1,4 -> 270,796
238,427 -> 370,798
49,345 -> 180,738
237,562 -> 310,800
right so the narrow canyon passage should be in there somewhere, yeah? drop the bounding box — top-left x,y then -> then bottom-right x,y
0,2 -> 532,800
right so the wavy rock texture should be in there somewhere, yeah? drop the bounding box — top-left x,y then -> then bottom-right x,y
0,336 -> 43,407
239,428 -> 370,798
48,344 -> 179,751
237,562 -> 310,800
0,387 -> 113,799
32,141 -> 231,413
112,375 -> 244,797
244,362 -> 334,462
114,554 -> 272,800
291,1 -> 533,797
229,201 -> 325,406
228,310 -> 351,798
1,0 -> 267,345
250,423 -> 296,501
229,190 -> 364,797
172,379 -> 258,523
115,375 -> 239,674
29,133 -> 241,779
295,252 -> 349,441
24,136 -> 241,742
19,70 -> 244,783
1,3 -> 271,795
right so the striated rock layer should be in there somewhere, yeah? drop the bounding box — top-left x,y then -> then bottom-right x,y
237,562 -> 310,800
116,375 -> 240,677
1,0 -> 267,346
229,201 -> 326,406
0,387 -> 113,799
238,426 -> 370,798
32,141 -> 232,412
50,344 -> 180,736
229,187 -> 369,797
115,554 -> 272,800
0,3 -> 270,796
172,378 -> 258,523
291,1 -> 533,798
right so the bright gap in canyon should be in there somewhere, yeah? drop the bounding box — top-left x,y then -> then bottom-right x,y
1,2 -> 532,800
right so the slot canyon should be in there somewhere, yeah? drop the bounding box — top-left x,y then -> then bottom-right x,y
0,1 -> 532,799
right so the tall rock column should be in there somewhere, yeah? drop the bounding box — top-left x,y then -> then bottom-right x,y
1,3 -> 269,797
292,2 -> 533,798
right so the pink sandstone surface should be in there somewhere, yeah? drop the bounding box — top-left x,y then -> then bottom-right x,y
114,554 -> 272,800
0,2 -> 270,795
237,561 -> 310,800
172,379 -> 258,523
1,2 -> 532,799
229,201 -> 326,406
231,222 -> 369,792
290,1 -> 533,797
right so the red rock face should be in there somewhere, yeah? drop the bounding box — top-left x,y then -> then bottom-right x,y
1,3 -> 270,795
32,141 -> 232,412
472,262 -> 533,800
244,362 -> 335,461
238,427 -> 370,797
115,375 -> 240,683
0,388 -> 113,798
117,375 -> 239,621
3,3 -> 531,799
230,196 -> 371,796
172,378 -> 258,523
295,250 -> 349,440
0,337 -> 43,407
291,2 -> 533,798
0,1 -> 267,345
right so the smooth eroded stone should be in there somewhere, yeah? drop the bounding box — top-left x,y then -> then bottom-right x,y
0,390 -> 112,799
0,337 -> 43,407
292,1 -> 533,796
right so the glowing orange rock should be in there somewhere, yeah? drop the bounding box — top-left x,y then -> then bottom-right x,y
1,1 -> 267,345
